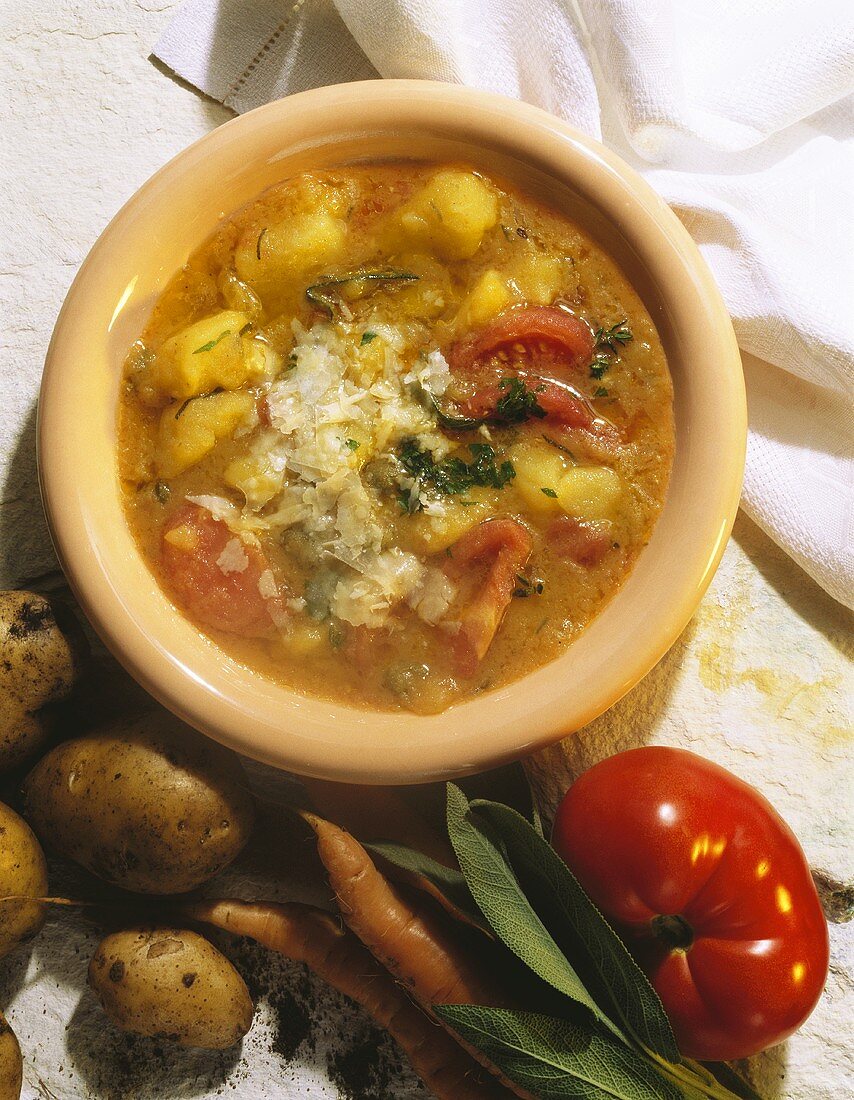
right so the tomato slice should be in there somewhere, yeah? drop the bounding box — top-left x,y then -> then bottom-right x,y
444,518 -> 532,677
161,503 -> 284,638
547,515 -> 613,567
448,306 -> 595,375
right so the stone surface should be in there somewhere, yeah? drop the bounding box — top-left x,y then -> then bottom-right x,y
0,2 -> 851,1097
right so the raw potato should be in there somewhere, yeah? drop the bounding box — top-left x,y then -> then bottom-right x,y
89,928 -> 253,1049
21,713 -> 255,894
0,1011 -> 22,1100
0,803 -> 47,960
0,591 -> 87,774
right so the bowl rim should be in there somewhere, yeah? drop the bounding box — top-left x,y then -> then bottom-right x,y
38,80 -> 746,783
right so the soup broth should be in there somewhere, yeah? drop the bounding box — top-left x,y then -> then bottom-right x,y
118,163 -> 674,713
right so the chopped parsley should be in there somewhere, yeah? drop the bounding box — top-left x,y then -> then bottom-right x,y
397,439 -> 515,500
593,386 -> 610,398
495,377 -> 547,424
344,438 -> 360,451
193,330 -> 231,355
589,355 -> 611,380
541,487 -> 558,498
153,480 -> 170,504
360,331 -> 378,346
594,320 -> 633,352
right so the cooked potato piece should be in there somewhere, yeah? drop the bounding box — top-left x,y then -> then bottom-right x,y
0,1011 -> 22,1100
557,466 -> 623,520
0,591 -> 87,774
157,390 -> 256,478
22,713 -> 255,894
454,269 -> 512,329
235,211 -> 348,304
511,252 -> 565,306
386,170 -> 499,260
394,490 -> 494,556
223,442 -> 285,509
146,312 -> 273,400
510,440 -> 570,514
0,802 -> 48,960
89,928 -> 253,1049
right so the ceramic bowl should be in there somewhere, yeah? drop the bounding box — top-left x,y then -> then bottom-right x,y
39,81 -> 745,783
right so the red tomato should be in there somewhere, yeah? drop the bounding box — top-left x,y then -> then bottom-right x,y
161,503 -> 284,638
448,306 -> 595,375
444,518 -> 532,677
551,747 -> 829,1061
446,307 -> 607,433
547,515 -> 612,567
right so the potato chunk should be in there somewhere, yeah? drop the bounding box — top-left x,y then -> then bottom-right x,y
146,312 -> 272,400
235,211 -> 348,304
157,391 -> 255,478
401,495 -> 494,555
455,269 -> 512,330
387,170 -> 499,261
511,252 -> 566,306
510,440 -> 571,514
223,438 -> 285,509
557,466 -> 623,520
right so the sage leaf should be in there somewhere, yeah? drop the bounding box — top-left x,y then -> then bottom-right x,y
697,1063 -> 762,1100
446,784 -> 624,1040
472,799 -> 680,1063
365,840 -> 489,932
436,1006 -> 682,1100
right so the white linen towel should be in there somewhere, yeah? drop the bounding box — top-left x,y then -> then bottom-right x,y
154,0 -> 854,608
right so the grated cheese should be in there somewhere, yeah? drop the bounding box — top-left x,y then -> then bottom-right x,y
216,538 -> 250,575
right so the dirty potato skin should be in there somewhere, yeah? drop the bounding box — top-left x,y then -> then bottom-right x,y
21,713 -> 255,894
0,591 -> 88,774
88,928 -> 254,1049
0,802 -> 48,960
0,1011 -> 22,1100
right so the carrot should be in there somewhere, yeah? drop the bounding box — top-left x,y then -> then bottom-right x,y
302,778 -> 456,867
179,898 -> 515,1100
302,813 -> 537,1100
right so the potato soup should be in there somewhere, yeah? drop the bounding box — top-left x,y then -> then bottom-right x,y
118,163 -> 674,713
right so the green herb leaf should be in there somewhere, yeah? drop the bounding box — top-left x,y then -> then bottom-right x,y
542,435 -> 577,463
192,330 -> 231,355
593,387 -> 609,398
470,799 -> 681,1062
360,331 -> 378,346
174,387 -> 224,419
434,1007 -> 682,1100
589,355 -> 611,381
541,487 -> 558,498
365,841 -> 488,931
446,784 -> 617,1032
256,227 -> 267,260
344,438 -> 361,451
398,440 -> 515,497
428,394 -> 486,433
691,1063 -> 763,1100
594,320 -> 633,352
514,574 -> 545,598
306,270 -> 419,317
495,377 -> 547,424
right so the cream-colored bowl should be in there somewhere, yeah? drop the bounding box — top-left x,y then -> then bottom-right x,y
39,81 -> 745,783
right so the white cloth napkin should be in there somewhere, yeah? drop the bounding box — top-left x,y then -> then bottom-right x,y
154,0 -> 854,608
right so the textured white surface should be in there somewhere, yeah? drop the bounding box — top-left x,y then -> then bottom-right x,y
0,2 -> 852,1098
